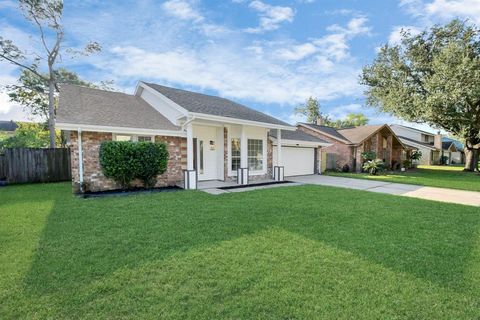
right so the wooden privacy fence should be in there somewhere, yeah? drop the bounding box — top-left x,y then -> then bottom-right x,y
0,148 -> 71,184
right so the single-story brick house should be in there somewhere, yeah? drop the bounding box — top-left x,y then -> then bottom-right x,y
56,82 -> 330,193
297,121 -> 406,172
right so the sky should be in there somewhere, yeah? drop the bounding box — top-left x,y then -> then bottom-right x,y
1,0 -> 480,133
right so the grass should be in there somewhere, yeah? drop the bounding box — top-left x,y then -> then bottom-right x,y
327,164 -> 480,192
1,183 -> 480,319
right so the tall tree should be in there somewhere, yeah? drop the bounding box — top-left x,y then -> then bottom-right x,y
294,97 -> 321,123
0,0 -> 100,147
361,20 -> 480,171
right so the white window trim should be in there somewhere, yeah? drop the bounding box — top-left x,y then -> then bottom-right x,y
113,133 -> 155,142
227,129 -> 267,177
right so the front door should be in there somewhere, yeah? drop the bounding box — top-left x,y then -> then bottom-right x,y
194,126 -> 218,181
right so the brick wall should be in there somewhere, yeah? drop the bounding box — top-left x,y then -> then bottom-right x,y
70,131 -> 186,193
298,126 -> 353,170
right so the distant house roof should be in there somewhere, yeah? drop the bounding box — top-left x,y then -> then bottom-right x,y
145,83 -> 291,127
337,125 -> 384,145
443,137 -> 464,150
0,120 -> 18,132
57,85 -> 180,131
397,135 -> 437,150
298,123 -> 350,143
442,141 -> 458,152
270,129 -> 329,144
391,124 -> 435,136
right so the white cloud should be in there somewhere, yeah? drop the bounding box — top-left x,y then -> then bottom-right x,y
275,43 -> 316,61
425,0 -> 480,24
161,0 -> 204,22
106,44 -> 361,105
244,1 -> 295,33
400,0 -> 480,24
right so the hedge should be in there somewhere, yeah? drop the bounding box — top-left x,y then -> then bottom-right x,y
99,141 -> 169,189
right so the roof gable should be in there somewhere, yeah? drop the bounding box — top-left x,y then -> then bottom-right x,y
144,83 -> 290,127
337,125 -> 384,144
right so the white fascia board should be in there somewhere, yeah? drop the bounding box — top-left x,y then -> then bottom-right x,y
190,112 -> 295,131
137,82 -> 189,116
56,122 -> 186,137
271,137 -> 331,147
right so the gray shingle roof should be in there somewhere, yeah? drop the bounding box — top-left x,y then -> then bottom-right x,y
145,83 -> 291,127
397,135 -> 437,150
298,123 -> 350,142
0,120 -> 18,131
57,85 -> 180,131
269,129 -> 329,144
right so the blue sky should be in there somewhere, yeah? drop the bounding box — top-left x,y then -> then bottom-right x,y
1,0 -> 479,132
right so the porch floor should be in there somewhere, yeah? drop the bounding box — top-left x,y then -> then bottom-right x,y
198,178 -> 302,195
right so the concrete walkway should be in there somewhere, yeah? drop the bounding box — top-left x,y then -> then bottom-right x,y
290,175 -> 480,207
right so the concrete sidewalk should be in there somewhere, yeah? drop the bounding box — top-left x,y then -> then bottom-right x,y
290,175 -> 480,207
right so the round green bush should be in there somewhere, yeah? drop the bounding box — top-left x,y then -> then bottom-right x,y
99,141 -> 169,189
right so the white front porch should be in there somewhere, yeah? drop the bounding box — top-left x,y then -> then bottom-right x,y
183,120 -> 287,189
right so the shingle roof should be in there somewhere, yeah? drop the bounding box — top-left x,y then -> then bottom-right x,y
298,123 -> 350,142
397,135 -> 437,150
145,83 -> 290,127
442,141 -> 457,151
269,129 -> 329,144
0,120 -> 18,131
57,85 -> 180,131
337,125 -> 384,144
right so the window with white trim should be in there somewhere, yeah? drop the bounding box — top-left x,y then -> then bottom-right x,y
114,134 -> 154,142
115,134 -> 133,141
137,136 -> 153,142
231,138 -> 241,171
248,139 -> 263,171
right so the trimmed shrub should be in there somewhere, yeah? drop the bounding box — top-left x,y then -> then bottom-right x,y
134,142 -> 169,188
99,141 -> 169,189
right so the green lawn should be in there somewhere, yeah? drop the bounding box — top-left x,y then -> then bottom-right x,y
1,183 -> 480,319
327,165 -> 480,192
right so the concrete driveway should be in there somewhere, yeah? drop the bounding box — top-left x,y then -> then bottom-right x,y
290,175 -> 480,207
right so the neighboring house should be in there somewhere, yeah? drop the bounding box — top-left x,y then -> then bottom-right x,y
0,120 -> 18,137
442,137 -> 464,164
297,121 -> 405,172
56,83 -> 329,193
390,125 -> 461,165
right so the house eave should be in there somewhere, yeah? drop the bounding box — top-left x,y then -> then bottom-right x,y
56,122 -> 186,137
188,112 -> 296,130
270,137 -> 332,147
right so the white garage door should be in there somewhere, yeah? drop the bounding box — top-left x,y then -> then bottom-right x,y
273,146 -> 315,176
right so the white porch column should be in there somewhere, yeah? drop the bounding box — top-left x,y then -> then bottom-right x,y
184,123 -> 197,189
277,129 -> 282,166
274,128 -> 284,181
187,123 -> 194,170
238,125 -> 249,184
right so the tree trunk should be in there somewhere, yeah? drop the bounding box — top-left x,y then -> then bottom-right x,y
48,72 -> 56,148
464,143 -> 479,172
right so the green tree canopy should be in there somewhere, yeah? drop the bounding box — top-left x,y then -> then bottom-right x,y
294,97 -> 321,123
0,122 -> 61,150
361,19 -> 480,171
324,112 -> 369,128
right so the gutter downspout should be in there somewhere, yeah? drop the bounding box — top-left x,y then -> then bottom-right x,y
77,129 -> 84,193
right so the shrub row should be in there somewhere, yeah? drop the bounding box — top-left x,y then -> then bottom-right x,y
99,141 -> 169,189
